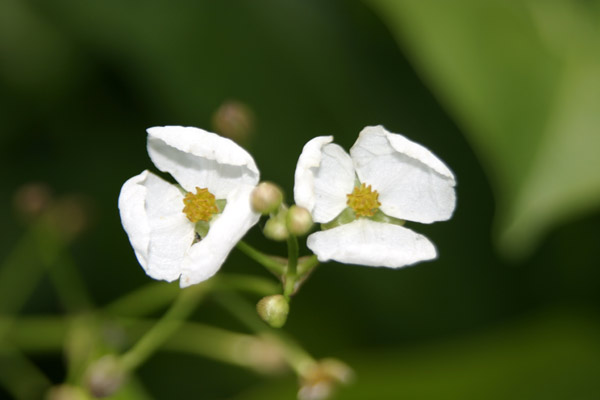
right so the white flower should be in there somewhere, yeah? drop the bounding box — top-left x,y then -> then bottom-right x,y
118,126 -> 260,287
294,125 -> 456,268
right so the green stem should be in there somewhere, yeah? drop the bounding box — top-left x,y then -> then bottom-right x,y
0,316 -> 68,352
297,255 -> 319,277
0,315 -> 287,375
214,274 -> 280,296
215,292 -> 315,376
0,224 -> 46,316
34,220 -> 93,312
104,274 -> 279,318
123,318 -> 284,373
0,345 -> 51,400
120,282 -> 209,371
103,282 -> 180,317
236,241 -> 285,276
283,235 -> 299,299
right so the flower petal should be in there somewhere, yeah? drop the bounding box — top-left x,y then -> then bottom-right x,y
118,171 -> 194,281
144,172 -> 195,282
179,184 -> 260,287
118,171 -> 151,270
294,136 -> 356,223
147,126 -> 260,198
350,125 -> 456,223
307,219 -> 437,268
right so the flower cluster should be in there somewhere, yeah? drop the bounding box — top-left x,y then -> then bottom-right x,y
118,126 -> 260,287
294,125 -> 456,268
119,125 -> 456,287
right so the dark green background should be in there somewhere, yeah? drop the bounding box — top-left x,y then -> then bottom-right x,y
1,1 -> 599,399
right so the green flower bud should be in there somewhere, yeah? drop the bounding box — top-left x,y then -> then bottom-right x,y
286,205 -> 313,236
263,216 -> 289,241
256,294 -> 290,328
251,182 -> 284,215
85,355 -> 126,398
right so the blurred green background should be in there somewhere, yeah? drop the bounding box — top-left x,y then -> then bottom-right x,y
1,0 -> 600,399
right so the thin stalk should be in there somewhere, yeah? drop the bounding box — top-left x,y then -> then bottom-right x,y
283,235 -> 299,299
215,292 -> 315,376
34,221 -> 93,312
103,282 -> 180,317
2,314 -> 286,374
0,224 -> 46,315
0,316 -> 67,352
120,282 -> 209,372
104,274 -> 279,318
120,318 -> 285,373
297,255 -> 319,277
214,274 -> 280,296
236,241 -> 286,276
0,345 -> 52,400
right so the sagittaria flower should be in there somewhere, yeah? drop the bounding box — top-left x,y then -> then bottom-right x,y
118,126 -> 260,287
294,125 -> 456,268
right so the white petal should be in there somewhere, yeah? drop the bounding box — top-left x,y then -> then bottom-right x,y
350,125 -> 456,223
307,219 -> 437,268
147,126 -> 260,198
144,172 -> 195,282
118,171 -> 194,281
179,184 -> 260,287
118,171 -> 151,269
293,136 -> 356,223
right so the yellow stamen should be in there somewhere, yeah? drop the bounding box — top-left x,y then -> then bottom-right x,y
182,187 -> 219,223
346,183 -> 381,217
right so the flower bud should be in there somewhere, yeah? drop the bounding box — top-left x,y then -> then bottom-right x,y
47,194 -> 94,241
263,216 -> 289,241
286,205 -> 313,236
13,182 -> 53,220
211,100 -> 255,143
85,355 -> 126,398
298,358 -> 354,400
251,182 -> 283,215
256,294 -> 289,328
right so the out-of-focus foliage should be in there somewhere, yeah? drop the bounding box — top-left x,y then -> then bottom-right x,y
369,0 -> 600,257
237,312 -> 600,400
1,1 -> 600,399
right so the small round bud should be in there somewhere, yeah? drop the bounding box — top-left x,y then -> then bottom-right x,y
286,205 -> 313,236
211,100 -> 255,143
256,295 -> 289,328
251,182 -> 283,214
85,355 -> 126,398
47,194 -> 94,240
13,182 -> 53,220
263,216 -> 289,241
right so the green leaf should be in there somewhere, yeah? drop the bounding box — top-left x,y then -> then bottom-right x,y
367,0 -> 600,257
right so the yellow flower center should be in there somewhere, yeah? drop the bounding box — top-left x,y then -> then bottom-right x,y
182,187 -> 219,223
346,183 -> 381,217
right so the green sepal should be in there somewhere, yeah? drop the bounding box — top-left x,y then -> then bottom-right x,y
369,210 -> 405,226
216,199 -> 227,213
194,221 -> 210,238
320,208 -> 356,230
